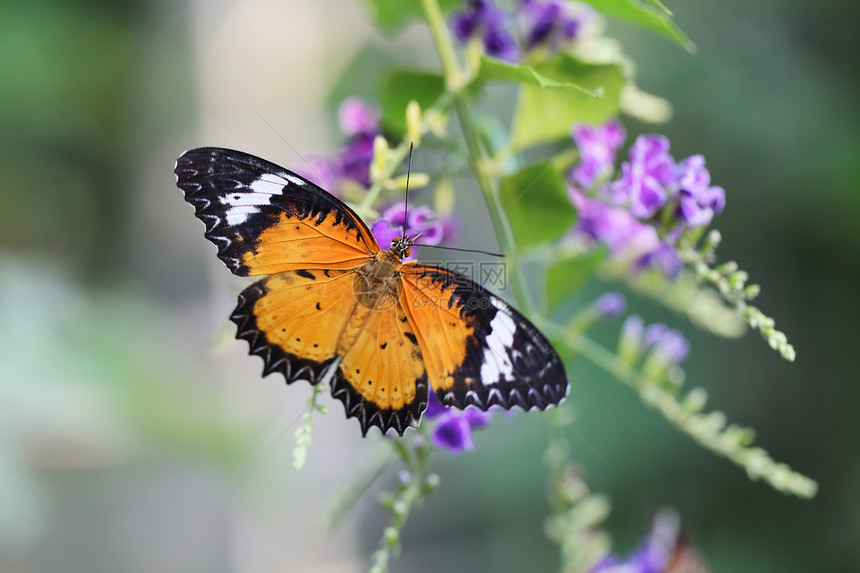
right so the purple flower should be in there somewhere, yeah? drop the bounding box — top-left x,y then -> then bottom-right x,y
370,204 -> 455,259
590,508 -> 702,573
570,120 -> 626,189
451,0 -> 520,62
595,292 -> 626,317
591,538 -> 668,573
636,242 -> 683,279
644,323 -> 690,363
519,0 -> 592,50
570,189 -> 661,263
338,98 -> 379,137
337,134 -> 376,188
425,391 -> 491,455
611,135 -> 676,219
294,97 -> 384,193
674,155 -> 726,229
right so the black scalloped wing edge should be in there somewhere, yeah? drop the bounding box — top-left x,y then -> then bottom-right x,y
405,265 -> 570,413
231,280 -> 429,437
230,281 -> 338,385
330,370 -> 428,437
175,147 -> 374,275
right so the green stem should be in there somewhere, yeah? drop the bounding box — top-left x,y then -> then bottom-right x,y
420,0 -> 467,90
422,0 -> 534,313
369,439 -> 437,573
356,139 -> 414,218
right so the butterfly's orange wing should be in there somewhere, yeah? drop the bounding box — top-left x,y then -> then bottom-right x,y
231,269 -> 358,384
333,299 -> 428,436
175,147 -> 378,276
399,264 -> 568,411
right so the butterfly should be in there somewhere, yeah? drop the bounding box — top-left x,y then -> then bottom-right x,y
175,147 -> 569,436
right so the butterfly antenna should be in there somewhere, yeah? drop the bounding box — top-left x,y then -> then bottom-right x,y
413,244 -> 507,258
403,141 -> 414,240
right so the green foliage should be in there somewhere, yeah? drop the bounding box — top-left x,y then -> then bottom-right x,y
476,56 -> 600,97
581,0 -> 695,53
511,55 -> 625,149
499,161 -> 577,251
378,70 -> 446,136
363,0 -> 460,32
369,435 -> 439,573
546,246 -> 607,310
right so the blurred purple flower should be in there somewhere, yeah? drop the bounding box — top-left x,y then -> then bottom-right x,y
293,98 -> 383,193
644,323 -> 690,363
425,391 -> 491,455
451,0 -> 520,62
338,98 -> 379,136
611,135 -> 676,219
592,537 -> 668,573
591,508 -> 704,573
570,120 -> 626,189
337,134 -> 376,187
370,204 -> 455,260
636,242 -> 683,278
595,292 -> 626,317
675,155 -> 726,229
520,0 -> 592,50
569,189 -> 661,263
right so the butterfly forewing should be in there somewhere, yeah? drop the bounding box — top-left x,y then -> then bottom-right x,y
175,147 -> 378,276
400,264 -> 568,411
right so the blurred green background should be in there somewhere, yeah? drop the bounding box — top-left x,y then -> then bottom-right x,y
1,0 -> 857,571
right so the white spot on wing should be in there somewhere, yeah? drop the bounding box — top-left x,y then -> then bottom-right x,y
220,173 -> 286,225
479,306 -> 517,385
249,173 -> 287,195
283,173 -> 306,187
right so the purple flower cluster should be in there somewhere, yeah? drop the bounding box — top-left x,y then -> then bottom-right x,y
568,120 -> 726,277
450,0 -> 592,61
451,0 -> 519,62
424,391 -> 491,455
370,204 -> 457,260
520,0 -> 592,50
297,98 -> 381,193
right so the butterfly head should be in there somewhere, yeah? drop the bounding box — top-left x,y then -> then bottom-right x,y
389,233 -> 422,261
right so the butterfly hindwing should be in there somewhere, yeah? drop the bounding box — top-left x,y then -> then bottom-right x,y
231,268 -> 358,384
400,264 -> 568,411
175,147 -> 378,276
332,298 -> 429,437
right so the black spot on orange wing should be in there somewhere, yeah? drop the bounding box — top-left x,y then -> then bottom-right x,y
332,302 -> 428,436
175,147 -> 379,276
400,263 -> 568,412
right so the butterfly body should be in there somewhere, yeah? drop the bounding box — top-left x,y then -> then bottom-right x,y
176,147 -> 568,436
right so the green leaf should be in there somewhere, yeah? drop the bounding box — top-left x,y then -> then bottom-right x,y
583,0 -> 695,53
546,246 -> 607,309
378,70 -> 446,135
364,0 -> 461,32
511,54 -> 625,150
477,56 -> 600,97
499,161 -> 576,251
